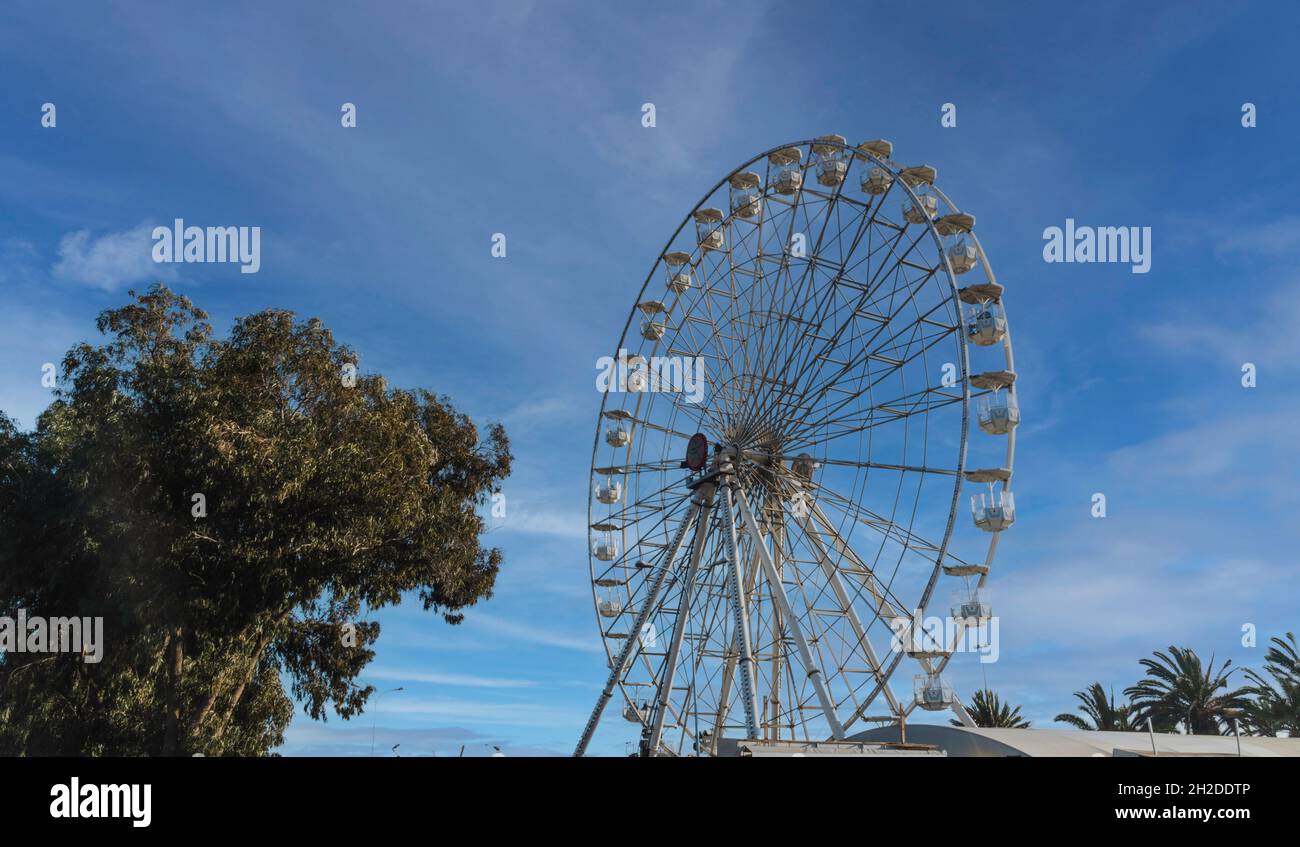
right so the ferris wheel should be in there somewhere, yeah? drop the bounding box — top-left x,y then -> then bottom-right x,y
575,135 -> 1019,757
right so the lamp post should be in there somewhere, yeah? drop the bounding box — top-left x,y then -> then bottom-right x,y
370,686 -> 405,757
1223,708 -> 1244,757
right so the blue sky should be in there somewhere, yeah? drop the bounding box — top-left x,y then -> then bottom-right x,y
2,1 -> 1298,755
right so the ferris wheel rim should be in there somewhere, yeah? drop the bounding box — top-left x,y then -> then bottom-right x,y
582,136 -> 1017,753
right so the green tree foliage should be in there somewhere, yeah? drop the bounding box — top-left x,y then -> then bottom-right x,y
1242,632 -> 1300,736
949,688 -> 1030,728
0,286 -> 511,755
1124,646 -> 1248,735
1053,682 -> 1134,731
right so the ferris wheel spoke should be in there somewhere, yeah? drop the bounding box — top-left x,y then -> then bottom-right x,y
806,479 -> 985,695
750,195 -> 860,373
671,279 -> 751,429
781,502 -> 905,717
708,192 -> 828,436
799,492 -> 964,728
705,179 -> 874,444
796,297 -> 958,428
659,311 -> 742,432
598,473 -> 688,525
613,409 -> 699,444
777,262 -> 955,442
762,219 -> 926,417
788,487 -> 911,622
793,483 -> 933,628
713,233 -> 764,430
744,377 -> 961,452
783,343 -> 960,449
728,237 -> 792,440
639,389 -> 717,441
594,459 -> 683,476
782,389 -> 964,452
742,193 -> 887,433
801,474 -> 973,576
790,257 -> 938,417
797,456 -> 959,477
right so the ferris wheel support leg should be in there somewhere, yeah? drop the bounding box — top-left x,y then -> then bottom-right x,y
721,480 -> 763,741
644,484 -> 717,756
767,508 -> 786,742
706,527 -> 765,753
792,507 -> 903,718
573,498 -> 701,757
733,484 -> 847,740
950,697 -> 977,728
710,647 -> 737,754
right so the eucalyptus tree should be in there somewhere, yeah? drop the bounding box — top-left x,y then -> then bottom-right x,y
0,285 -> 511,755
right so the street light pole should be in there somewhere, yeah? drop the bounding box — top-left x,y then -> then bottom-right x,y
369,687 -> 405,757
1223,708 -> 1244,757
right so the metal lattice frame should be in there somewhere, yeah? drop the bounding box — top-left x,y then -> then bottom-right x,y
576,137 -> 1017,757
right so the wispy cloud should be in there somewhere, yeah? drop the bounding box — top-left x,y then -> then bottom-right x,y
365,667 -> 536,689
51,222 -> 173,290
497,395 -> 583,429
468,612 -> 601,653
1140,278 -> 1300,373
1210,215 -> 1300,260
490,500 -> 589,540
373,695 -> 586,730
0,238 -> 41,286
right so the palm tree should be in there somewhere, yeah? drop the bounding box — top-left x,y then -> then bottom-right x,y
1243,632 -> 1300,736
1054,682 -> 1134,731
950,688 -> 1031,728
1124,646 -> 1249,735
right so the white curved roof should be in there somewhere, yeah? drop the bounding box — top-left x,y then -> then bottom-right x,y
852,724 -> 1300,757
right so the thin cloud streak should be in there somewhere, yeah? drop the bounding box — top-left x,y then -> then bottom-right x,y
366,667 -> 537,689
